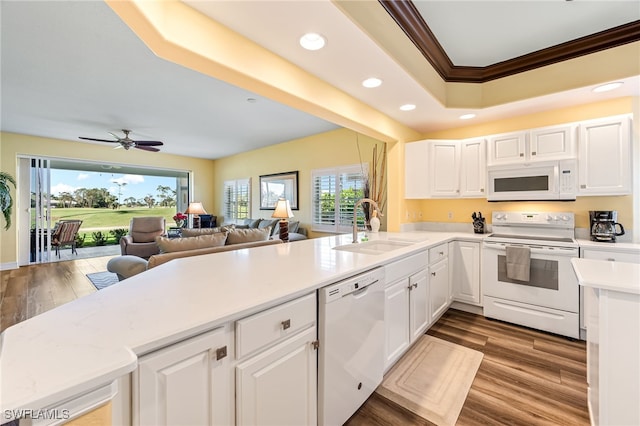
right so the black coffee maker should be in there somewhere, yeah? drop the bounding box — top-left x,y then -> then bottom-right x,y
589,211 -> 625,242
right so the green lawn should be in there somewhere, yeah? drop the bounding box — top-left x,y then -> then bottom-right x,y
45,207 -> 178,247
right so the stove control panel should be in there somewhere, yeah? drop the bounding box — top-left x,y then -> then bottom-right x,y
491,211 -> 574,227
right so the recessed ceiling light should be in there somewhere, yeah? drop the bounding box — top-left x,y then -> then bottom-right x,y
400,104 -> 416,111
592,82 -> 623,93
362,78 -> 382,88
299,33 -> 326,51
459,113 -> 476,120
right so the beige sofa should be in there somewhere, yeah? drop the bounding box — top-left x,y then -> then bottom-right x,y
108,227 -> 281,281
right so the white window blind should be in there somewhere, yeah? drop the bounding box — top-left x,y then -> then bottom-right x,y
311,165 -> 367,233
223,178 -> 250,222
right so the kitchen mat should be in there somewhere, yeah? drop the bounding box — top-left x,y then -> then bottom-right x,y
376,335 -> 483,426
86,271 -> 119,290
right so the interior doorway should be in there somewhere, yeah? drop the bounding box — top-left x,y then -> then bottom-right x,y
17,157 -> 191,265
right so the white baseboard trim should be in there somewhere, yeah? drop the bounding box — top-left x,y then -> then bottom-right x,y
450,301 -> 484,315
0,262 -> 19,271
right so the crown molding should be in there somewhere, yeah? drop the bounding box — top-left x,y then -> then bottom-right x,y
380,0 -> 640,83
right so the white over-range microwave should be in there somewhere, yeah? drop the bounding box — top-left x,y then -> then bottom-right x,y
487,159 -> 577,201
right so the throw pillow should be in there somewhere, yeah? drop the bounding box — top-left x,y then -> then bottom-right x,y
288,220 -> 300,234
226,227 -> 271,245
181,226 -> 234,237
243,218 -> 261,228
156,233 -> 228,253
258,219 -> 280,237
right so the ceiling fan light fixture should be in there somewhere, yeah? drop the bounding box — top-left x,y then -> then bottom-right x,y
592,82 -> 623,93
400,104 -> 416,111
300,33 -> 326,51
362,77 -> 382,88
459,113 -> 476,120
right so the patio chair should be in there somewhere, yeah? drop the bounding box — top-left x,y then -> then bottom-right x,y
51,220 -> 83,258
120,217 -> 166,259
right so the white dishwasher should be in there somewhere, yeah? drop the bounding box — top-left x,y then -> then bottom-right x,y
318,267 -> 385,426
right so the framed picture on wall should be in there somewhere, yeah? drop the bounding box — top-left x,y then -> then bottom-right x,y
259,171 -> 299,210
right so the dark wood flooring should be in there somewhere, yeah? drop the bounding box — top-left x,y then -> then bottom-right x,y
347,309 -> 589,426
2,259 -> 588,425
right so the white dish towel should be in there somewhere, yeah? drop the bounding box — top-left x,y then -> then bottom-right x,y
506,245 -> 531,282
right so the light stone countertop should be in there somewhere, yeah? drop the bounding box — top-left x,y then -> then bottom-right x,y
571,258 -> 640,295
0,231 -> 483,420
577,238 -> 640,255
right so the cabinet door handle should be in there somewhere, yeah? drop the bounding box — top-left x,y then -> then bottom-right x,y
281,319 -> 291,330
439,251 -> 444,256
607,258 -> 615,261
519,153 -> 524,157
407,283 -> 418,290
215,346 -> 227,361
431,272 -> 436,276
531,151 -> 536,156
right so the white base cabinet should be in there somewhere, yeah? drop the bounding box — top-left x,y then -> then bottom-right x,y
383,251 -> 429,371
429,258 -> 449,323
585,286 -> 639,426
135,326 -> 233,426
236,327 -> 317,426
450,241 -> 481,306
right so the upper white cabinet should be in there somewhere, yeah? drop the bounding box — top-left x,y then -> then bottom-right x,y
135,326 -> 233,426
405,138 -> 485,199
578,115 -> 631,196
487,124 -> 576,165
405,140 -> 430,199
460,138 -> 487,197
429,140 -> 461,197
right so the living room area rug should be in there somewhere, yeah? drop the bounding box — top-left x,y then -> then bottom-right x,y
376,335 -> 483,426
86,271 -> 119,290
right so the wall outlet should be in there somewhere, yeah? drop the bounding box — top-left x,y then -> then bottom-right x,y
447,211 -> 454,219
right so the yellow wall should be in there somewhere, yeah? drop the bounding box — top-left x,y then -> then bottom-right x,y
0,132 -> 215,265
211,128 -> 385,237
400,97 -> 637,231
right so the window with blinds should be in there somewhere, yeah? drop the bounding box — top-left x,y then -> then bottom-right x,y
311,165 -> 367,233
223,178 -> 251,222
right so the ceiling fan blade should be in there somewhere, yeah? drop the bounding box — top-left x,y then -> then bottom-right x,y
79,137 -> 119,143
135,145 -> 160,152
135,141 -> 164,146
108,132 -> 123,140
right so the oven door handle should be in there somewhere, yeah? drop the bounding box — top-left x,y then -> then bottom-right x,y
483,242 -> 578,256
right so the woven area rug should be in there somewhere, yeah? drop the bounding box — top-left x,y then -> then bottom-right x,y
376,335 -> 483,426
86,271 -> 119,290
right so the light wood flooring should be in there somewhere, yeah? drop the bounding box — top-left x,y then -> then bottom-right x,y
2,258 -> 588,425
0,255 -> 114,332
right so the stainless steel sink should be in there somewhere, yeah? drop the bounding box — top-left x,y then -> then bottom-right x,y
333,240 -> 412,255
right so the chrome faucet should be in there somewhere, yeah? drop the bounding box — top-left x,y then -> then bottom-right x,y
353,198 -> 380,243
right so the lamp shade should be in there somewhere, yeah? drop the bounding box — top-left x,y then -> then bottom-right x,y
184,202 -> 207,215
271,199 -> 293,219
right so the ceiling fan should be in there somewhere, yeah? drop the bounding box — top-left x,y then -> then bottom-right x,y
79,129 -> 164,152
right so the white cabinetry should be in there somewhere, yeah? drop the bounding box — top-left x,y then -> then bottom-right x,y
578,115 -> 631,195
429,140 -> 460,197
460,138 -> 487,197
384,251 -> 429,370
584,285 -> 639,426
450,241 -> 482,306
488,125 -> 575,165
428,243 -> 449,323
236,327 -> 316,426
235,293 -> 317,426
404,139 -> 485,199
135,326 -> 233,426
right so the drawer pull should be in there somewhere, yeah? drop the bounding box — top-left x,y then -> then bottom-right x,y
281,319 -> 291,330
215,346 -> 227,361
607,258 -> 615,261
439,251 -> 444,256
431,272 -> 436,276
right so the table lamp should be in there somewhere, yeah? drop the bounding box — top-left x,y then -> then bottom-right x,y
271,198 -> 294,242
184,202 -> 207,228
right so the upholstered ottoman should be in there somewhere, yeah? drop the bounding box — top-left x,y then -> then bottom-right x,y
107,255 -> 148,281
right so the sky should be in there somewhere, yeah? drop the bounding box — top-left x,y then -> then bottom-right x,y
50,169 -> 177,203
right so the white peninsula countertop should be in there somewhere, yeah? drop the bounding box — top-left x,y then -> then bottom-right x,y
0,231 -> 482,421
571,258 -> 640,295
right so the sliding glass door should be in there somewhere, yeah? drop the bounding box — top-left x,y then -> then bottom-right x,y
18,157 -> 52,265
